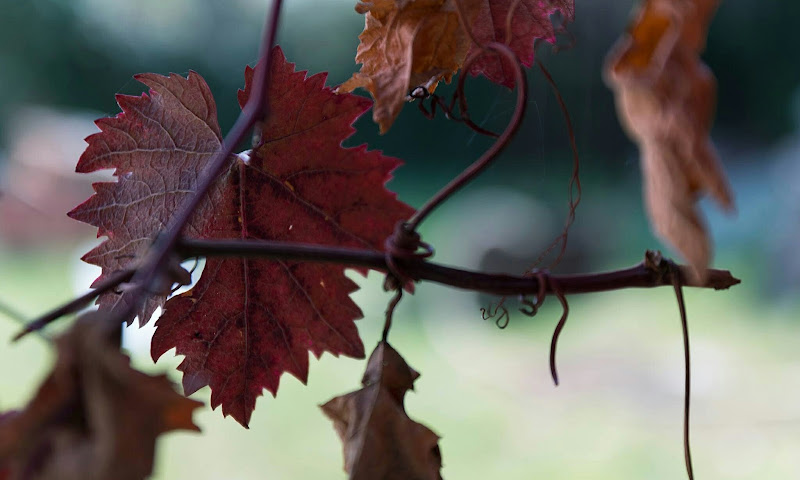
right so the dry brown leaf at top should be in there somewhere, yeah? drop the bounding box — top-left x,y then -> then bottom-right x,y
604,0 -> 734,281
340,0 -> 469,133
321,342 -> 442,480
0,313 -> 202,480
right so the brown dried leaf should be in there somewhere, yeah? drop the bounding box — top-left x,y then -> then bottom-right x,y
342,0 -> 574,132
0,313 -> 201,480
340,0 -> 469,133
321,342 -> 442,480
605,0 -> 734,281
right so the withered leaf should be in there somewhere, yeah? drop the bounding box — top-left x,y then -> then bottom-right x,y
604,0 -> 734,280
321,342 -> 442,480
0,313 -> 201,480
341,0 -> 469,133
342,0 -> 574,132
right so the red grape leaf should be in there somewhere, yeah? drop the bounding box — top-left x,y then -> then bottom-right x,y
69,47 -> 413,427
604,0 -> 733,280
156,47 -> 412,427
68,69 -> 224,324
462,0 -> 575,88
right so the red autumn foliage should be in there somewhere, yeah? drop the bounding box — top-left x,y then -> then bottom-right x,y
70,47 -> 413,427
464,0 -> 575,87
68,69 -> 224,323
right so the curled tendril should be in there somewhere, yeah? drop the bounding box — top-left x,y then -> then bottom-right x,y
516,269 -> 570,386
408,86 -> 500,138
481,298 -> 510,329
518,296 -> 540,316
527,60 -> 582,272
548,277 -> 569,386
383,221 -> 435,291
405,41 -> 526,233
519,269 -> 549,317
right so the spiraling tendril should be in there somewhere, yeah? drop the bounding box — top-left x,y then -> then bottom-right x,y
481,298 -> 510,329
408,86 -> 500,138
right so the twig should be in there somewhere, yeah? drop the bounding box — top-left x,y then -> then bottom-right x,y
15,240 -> 739,340
177,239 -> 738,294
12,269 -> 134,341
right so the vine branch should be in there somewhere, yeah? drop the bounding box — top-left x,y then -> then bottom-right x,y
176,240 -> 739,294
12,240 -> 739,341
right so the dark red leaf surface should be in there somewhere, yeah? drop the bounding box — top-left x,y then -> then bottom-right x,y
153,48 -> 412,427
70,47 -> 413,427
465,0 -> 575,87
68,69 -> 223,323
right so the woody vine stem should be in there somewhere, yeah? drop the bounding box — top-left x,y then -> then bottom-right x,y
11,1 -> 739,479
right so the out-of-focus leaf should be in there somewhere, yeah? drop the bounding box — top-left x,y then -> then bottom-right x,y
0,313 -> 201,480
605,0 -> 734,280
341,0 -> 574,132
340,0 -> 469,133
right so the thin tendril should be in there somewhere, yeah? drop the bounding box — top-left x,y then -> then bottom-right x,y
548,278 -> 569,386
530,60 -> 582,271
412,87 -> 500,137
481,298 -> 510,329
407,43 -> 527,232
671,266 -> 695,480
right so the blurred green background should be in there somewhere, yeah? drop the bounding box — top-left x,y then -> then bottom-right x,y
1,0 -> 799,478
